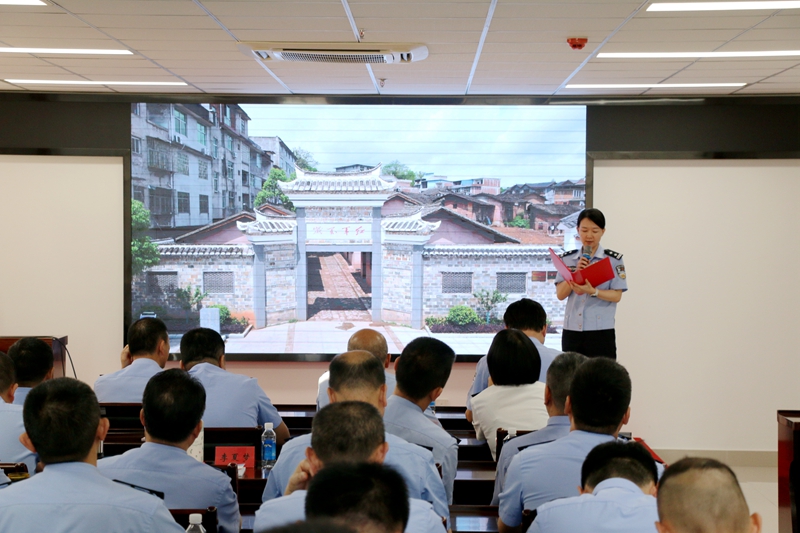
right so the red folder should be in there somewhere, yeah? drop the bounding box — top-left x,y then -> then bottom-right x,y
549,248 -> 614,287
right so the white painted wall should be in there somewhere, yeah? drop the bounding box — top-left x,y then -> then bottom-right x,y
594,159 -> 800,452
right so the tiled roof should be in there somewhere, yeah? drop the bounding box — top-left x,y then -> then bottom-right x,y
237,209 -> 297,235
381,211 -> 441,235
529,204 -> 582,216
174,212 -> 254,243
559,210 -> 580,229
492,227 -> 564,245
157,244 -> 253,257
281,164 -> 396,193
422,245 -> 551,257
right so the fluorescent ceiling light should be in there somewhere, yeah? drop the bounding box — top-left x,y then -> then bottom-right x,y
648,1 -> 800,11
598,50 -> 800,58
0,0 -> 46,4
5,79 -> 187,86
0,47 -> 132,55
565,83 -> 746,88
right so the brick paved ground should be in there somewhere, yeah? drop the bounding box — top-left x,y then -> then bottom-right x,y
307,252 -> 372,321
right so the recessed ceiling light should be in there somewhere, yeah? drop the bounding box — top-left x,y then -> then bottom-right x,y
0,0 -> 46,5
648,1 -> 800,11
598,50 -> 800,58
0,47 -> 132,55
565,83 -> 746,88
5,80 -> 187,86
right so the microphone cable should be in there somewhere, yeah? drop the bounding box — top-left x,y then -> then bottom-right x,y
51,337 -> 77,379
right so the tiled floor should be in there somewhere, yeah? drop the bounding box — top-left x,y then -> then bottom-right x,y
734,466 -> 778,533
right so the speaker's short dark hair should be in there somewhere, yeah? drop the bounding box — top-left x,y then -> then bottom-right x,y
306,462 -> 410,532
312,401 -> 385,464
395,337 -> 455,401
8,338 -> 53,386
179,327 -> 225,366
329,351 -> 386,392
23,378 -> 100,464
569,357 -> 631,433
0,351 -> 15,394
546,352 -> 587,411
128,318 -> 168,357
142,369 -> 206,443
486,329 -> 540,386
503,298 -> 547,332
581,440 -> 658,489
261,521 -> 357,533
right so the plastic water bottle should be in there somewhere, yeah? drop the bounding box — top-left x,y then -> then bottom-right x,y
428,401 -> 436,415
503,428 -> 518,443
185,513 -> 206,533
261,423 -> 277,470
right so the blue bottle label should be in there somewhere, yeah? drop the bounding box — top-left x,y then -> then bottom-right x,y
263,440 -> 276,461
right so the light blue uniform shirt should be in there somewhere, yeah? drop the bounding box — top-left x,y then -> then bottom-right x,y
188,363 -> 283,428
499,430 -> 616,526
98,441 -> 240,533
555,245 -> 628,332
384,395 -> 458,505
0,471 -> 10,488
0,400 -> 37,475
94,358 -> 163,403
316,369 -> 397,410
466,337 -> 560,410
262,431 -> 449,526
12,386 -> 31,406
491,415 -> 571,505
531,478 -> 658,533
253,490 -> 444,533
0,462 -> 184,533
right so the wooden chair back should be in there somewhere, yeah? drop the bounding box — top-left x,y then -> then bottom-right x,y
521,509 -> 537,532
0,462 -> 29,482
100,403 -> 143,430
170,506 -> 218,533
495,428 -> 533,459
211,462 -> 239,496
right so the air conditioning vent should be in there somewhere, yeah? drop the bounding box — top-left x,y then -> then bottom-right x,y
240,42 -> 428,64
172,135 -> 181,143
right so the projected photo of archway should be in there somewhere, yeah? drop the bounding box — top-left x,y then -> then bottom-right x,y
130,104 -> 586,357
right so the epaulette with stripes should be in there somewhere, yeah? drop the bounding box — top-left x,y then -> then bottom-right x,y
604,249 -> 622,260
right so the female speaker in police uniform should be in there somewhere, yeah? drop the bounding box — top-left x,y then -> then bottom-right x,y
555,208 -> 627,359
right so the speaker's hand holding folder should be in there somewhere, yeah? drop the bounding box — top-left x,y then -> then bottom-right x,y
549,248 -> 615,287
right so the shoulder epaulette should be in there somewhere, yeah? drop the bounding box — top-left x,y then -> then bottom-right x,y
558,249 -> 579,258
604,249 -> 623,260
517,438 -> 558,452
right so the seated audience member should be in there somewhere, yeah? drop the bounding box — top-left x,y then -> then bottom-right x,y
466,298 -> 560,422
471,329 -> 549,460
492,351 -> 587,504
317,328 -> 396,410
7,337 -> 53,406
0,352 -> 37,474
498,357 -> 632,532
98,369 -> 240,533
261,521 -> 356,533
263,350 -> 449,525
384,337 -> 458,504
94,318 -> 169,403
306,463 -> 410,533
179,327 -> 289,442
532,440 -> 658,533
656,457 -> 762,533
253,401 -> 442,533
0,378 -> 183,532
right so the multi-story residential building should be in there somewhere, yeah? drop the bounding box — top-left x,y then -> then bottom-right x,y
417,176 -> 501,196
131,103 -> 271,229
251,136 -> 297,178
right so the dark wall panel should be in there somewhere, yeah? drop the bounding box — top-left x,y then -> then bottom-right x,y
587,103 -> 800,153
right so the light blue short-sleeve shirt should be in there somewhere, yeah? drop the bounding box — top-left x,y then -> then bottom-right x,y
261,431 -> 449,525
555,245 -> 628,332
384,395 -> 458,505
466,337 -> 560,410
499,430 -> 616,526
188,363 -> 282,428
11,386 -> 31,406
253,490 -> 443,533
491,415 -> 571,505
94,358 -> 163,403
317,369 -> 397,410
0,462 -> 184,533
0,400 -> 37,475
531,478 -> 658,533
98,442 -> 240,533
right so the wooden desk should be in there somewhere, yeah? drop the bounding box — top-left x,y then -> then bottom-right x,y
237,467 -> 268,515
450,505 -> 499,533
778,410 -> 800,533
0,336 -> 67,378
454,461 -> 496,505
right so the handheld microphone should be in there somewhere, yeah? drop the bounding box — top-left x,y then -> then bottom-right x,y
582,245 -> 592,262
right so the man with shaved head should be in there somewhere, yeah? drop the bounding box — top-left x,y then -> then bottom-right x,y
656,457 -> 761,533
316,329 -> 395,410
265,350 -> 449,525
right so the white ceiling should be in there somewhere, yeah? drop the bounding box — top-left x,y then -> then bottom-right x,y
0,0 -> 798,96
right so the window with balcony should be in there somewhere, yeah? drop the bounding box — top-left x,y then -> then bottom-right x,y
150,188 -> 173,215
147,138 -> 171,171
133,186 -> 145,204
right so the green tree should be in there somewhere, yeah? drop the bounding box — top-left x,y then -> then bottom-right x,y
473,289 -> 509,323
131,200 -> 160,275
383,160 -> 417,182
175,285 -> 208,324
255,168 -> 295,210
293,147 -> 318,171
507,214 -> 530,229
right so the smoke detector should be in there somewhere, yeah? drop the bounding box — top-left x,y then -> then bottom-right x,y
567,38 -> 588,50
238,42 -> 428,64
